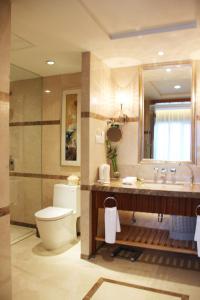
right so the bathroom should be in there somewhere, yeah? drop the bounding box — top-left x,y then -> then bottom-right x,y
1,0 -> 200,299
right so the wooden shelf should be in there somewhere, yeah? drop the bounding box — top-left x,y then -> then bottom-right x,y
95,225 -> 197,255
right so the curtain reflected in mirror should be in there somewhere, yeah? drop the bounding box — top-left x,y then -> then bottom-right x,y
142,63 -> 193,162
61,90 -> 80,166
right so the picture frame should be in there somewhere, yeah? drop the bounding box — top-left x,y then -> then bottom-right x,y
61,89 -> 81,166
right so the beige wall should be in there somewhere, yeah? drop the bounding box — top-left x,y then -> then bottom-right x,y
9,72 -> 82,224
10,78 -> 43,225
0,0 -> 11,299
81,53 -> 110,256
80,54 -> 200,258
111,66 -> 140,172
42,72 -> 81,208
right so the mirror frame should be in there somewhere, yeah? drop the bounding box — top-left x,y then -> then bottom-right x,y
61,89 -> 81,166
138,60 -> 196,164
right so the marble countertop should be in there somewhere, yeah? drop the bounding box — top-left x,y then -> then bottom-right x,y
90,180 -> 200,198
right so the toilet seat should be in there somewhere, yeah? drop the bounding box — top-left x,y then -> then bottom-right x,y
35,207 -> 73,221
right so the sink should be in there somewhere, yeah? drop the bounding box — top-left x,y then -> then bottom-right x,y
140,181 -> 190,190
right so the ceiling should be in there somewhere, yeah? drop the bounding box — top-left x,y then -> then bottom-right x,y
11,0 -> 200,77
144,64 -> 192,100
10,64 -> 40,81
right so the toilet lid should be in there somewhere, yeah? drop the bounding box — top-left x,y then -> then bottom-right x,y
35,207 -> 73,221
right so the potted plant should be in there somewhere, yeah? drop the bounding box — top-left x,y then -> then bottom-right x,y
106,139 -> 120,178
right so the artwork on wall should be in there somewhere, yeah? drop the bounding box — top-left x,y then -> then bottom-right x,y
61,89 -> 81,166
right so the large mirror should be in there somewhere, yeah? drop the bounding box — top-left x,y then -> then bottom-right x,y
140,62 -> 196,163
61,89 -> 81,166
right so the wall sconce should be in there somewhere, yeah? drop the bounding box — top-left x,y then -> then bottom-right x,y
116,90 -> 128,124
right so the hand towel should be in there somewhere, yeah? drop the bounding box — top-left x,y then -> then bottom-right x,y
105,207 -> 121,244
194,216 -> 200,257
122,177 -> 137,185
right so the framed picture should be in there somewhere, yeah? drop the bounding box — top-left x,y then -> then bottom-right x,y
61,89 -> 81,166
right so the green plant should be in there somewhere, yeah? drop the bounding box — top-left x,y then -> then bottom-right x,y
106,140 -> 118,172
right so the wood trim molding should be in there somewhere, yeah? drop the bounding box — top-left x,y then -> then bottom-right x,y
81,112 -> 107,121
83,277 -> 189,300
81,184 -> 92,191
0,206 -> 10,218
9,120 -> 60,126
81,112 -> 139,122
80,253 -> 92,260
10,172 -> 69,180
10,220 -> 36,228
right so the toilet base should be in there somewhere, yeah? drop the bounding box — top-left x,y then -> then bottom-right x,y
36,214 -> 77,250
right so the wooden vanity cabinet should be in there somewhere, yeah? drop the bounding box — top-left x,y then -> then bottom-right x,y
91,191 -> 200,256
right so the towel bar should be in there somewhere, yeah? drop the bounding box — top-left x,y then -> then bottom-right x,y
104,196 -> 118,208
196,204 -> 200,216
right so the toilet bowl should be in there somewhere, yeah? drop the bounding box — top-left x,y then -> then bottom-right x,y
35,184 -> 80,250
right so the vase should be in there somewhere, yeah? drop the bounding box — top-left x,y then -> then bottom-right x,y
113,171 -> 120,178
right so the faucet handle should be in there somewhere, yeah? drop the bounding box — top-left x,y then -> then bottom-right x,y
154,167 -> 159,174
161,168 -> 167,174
170,168 -> 176,175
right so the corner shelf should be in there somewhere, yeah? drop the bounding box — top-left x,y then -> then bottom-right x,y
95,225 -> 197,255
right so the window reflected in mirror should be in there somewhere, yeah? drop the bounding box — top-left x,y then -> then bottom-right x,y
143,63 -> 193,161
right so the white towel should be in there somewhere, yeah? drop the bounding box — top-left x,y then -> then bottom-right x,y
194,216 -> 200,257
105,207 -> 121,244
122,177 -> 137,185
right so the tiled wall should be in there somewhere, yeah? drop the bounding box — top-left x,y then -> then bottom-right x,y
81,56 -> 142,257
81,52 -> 110,256
42,72 -> 81,208
116,61 -> 200,182
80,54 -> 200,257
0,0 -> 11,299
111,66 -> 140,171
10,72 -> 82,224
10,77 -> 43,225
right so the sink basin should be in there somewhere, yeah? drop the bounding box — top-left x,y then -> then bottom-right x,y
140,182 -> 190,190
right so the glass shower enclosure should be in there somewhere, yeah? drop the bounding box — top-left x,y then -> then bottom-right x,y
9,64 -> 42,244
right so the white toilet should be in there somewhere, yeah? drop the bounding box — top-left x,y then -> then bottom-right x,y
35,184 -> 80,250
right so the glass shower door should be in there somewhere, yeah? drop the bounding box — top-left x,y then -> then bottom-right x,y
9,65 -> 42,244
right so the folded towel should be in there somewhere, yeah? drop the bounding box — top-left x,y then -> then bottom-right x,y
105,207 -> 121,244
194,216 -> 200,257
122,176 -> 137,185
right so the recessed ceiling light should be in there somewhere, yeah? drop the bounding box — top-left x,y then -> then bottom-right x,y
174,85 -> 181,89
158,51 -> 164,56
46,60 -> 55,65
44,90 -> 51,93
166,68 -> 172,72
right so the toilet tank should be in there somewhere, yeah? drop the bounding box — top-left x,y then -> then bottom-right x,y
53,184 -> 80,216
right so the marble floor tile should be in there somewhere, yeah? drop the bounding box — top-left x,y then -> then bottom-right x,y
11,235 -> 200,300
10,225 -> 35,245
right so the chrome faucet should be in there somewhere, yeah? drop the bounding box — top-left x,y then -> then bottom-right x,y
153,167 -> 159,182
160,168 -> 167,183
170,168 -> 176,183
178,162 -> 194,185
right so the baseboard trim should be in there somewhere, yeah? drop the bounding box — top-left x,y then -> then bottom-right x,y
0,206 -> 10,217
10,220 -> 36,228
81,253 -> 92,260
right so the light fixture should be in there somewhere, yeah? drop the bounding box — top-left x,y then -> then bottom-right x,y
174,85 -> 181,89
44,90 -> 51,93
158,51 -> 164,56
116,90 -> 128,124
110,21 -> 197,40
46,60 -> 55,65
166,68 -> 171,72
